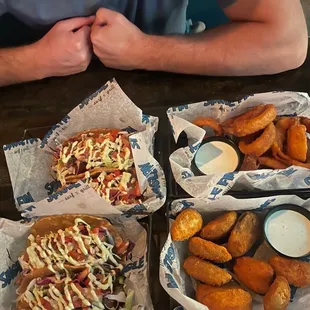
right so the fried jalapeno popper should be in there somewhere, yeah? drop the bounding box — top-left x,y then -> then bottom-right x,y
264,276 -> 290,310
269,256 -> 310,288
189,237 -> 232,263
53,129 -> 142,205
16,215 -> 134,310
183,256 -> 232,286
233,257 -> 274,295
228,211 -> 261,258
196,284 -> 252,310
200,211 -> 238,241
171,209 -> 203,241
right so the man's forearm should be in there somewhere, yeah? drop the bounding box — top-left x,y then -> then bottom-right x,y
139,21 -> 308,76
0,43 -> 44,86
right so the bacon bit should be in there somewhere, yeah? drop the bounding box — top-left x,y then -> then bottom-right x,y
72,297 -> 84,308
40,298 -> 52,310
68,250 -> 85,261
92,227 -> 99,234
114,170 -> 121,177
105,174 -> 114,182
109,189 -> 120,201
83,278 -> 90,286
65,236 -> 73,243
77,269 -> 89,282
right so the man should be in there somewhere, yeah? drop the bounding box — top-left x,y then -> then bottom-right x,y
0,0 -> 308,86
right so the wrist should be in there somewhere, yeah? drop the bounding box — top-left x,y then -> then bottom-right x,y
30,40 -> 51,80
134,34 -> 157,71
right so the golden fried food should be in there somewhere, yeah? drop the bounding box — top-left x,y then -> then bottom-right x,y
171,209 -> 203,241
271,117 -> 298,157
287,123 -> 308,162
222,104 -> 277,137
228,212 -> 261,258
264,276 -> 290,310
258,157 -> 288,169
192,117 -> 224,136
196,284 -> 218,303
275,152 -> 310,169
183,256 -> 232,286
233,257 -> 275,294
189,237 -> 232,263
200,211 -> 238,241
240,155 -> 260,171
300,117 -> 310,133
197,284 -> 252,310
269,256 -> 310,287
239,122 -> 276,157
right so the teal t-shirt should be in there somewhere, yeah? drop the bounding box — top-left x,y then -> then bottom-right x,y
0,0 -> 228,35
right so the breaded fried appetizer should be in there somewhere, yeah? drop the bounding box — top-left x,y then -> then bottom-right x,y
171,209 -> 203,241
183,256 -> 232,286
189,237 -> 232,263
196,284 -> 218,303
200,211 -> 238,241
197,284 -> 252,310
234,257 -> 275,295
264,276 -> 290,310
269,256 -> 310,287
228,211 -> 261,257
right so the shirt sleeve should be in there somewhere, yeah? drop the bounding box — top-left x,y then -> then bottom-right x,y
0,0 -> 7,16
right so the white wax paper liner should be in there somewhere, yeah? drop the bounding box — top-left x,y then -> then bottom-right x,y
0,191 -> 153,309
3,79 -> 166,214
167,91 -> 310,199
160,195 -> 310,310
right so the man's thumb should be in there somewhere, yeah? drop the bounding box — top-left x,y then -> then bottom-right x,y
93,8 -> 120,26
60,16 -> 95,31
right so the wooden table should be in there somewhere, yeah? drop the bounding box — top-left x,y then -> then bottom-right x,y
1,50 -> 310,309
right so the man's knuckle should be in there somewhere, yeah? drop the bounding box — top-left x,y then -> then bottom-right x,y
114,12 -> 123,23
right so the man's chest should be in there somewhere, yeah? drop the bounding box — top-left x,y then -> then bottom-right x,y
5,0 -> 131,25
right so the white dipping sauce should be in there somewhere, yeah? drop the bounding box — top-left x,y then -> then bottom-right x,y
195,141 -> 239,174
265,210 -> 310,257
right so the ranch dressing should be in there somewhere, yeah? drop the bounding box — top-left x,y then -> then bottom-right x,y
265,210 -> 310,257
195,141 -> 239,174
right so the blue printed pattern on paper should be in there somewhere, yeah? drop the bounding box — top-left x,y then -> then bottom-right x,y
16,192 -> 34,206
130,138 -> 140,150
237,94 -> 255,103
249,168 -> 297,181
142,114 -> 151,124
0,261 -> 22,288
204,100 -> 235,108
189,142 -> 200,154
126,204 -> 147,215
209,172 -> 237,200
121,126 -> 137,134
3,138 -> 39,151
163,243 -> 178,289
46,183 -> 81,202
172,105 -> 189,112
79,83 -> 109,109
181,171 -> 192,179
139,163 -> 163,199
122,256 -> 144,274
304,176 -> 310,186
40,115 -> 71,148
45,180 -> 62,195
258,198 -> 277,210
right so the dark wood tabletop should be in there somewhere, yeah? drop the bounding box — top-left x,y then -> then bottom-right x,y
1,48 -> 310,309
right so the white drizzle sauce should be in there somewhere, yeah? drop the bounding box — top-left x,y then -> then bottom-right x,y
57,132 -> 134,186
21,218 -> 125,309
